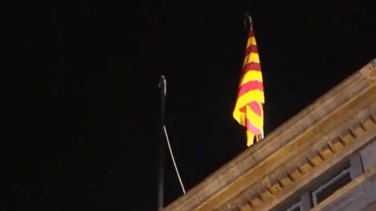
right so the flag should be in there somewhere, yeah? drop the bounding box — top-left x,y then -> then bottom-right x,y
233,27 -> 264,147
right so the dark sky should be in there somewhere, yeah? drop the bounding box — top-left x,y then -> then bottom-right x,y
5,0 -> 376,211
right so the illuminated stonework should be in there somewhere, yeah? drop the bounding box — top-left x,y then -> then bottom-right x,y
163,58 -> 376,211
361,59 -> 376,81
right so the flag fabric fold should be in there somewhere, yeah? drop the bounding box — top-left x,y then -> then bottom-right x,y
233,28 -> 265,147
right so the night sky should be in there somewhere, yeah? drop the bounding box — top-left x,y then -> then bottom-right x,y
5,1 -> 376,211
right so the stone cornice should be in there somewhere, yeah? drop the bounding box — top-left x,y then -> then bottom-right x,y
235,108 -> 376,211
162,58 -> 376,211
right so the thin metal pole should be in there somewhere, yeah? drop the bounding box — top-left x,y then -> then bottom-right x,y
157,76 -> 186,211
158,75 -> 166,211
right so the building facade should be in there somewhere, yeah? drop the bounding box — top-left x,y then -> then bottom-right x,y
163,58 -> 376,211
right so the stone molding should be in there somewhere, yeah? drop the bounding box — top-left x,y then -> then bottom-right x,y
360,58 -> 376,82
236,111 -> 376,211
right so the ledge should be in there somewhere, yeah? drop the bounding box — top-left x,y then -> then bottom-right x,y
311,166 -> 376,211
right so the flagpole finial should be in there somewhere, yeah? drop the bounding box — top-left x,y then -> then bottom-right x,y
244,13 -> 253,30
159,75 -> 167,96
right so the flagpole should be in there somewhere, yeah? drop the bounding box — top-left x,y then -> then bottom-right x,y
244,13 -> 264,141
157,75 -> 186,211
158,75 -> 167,211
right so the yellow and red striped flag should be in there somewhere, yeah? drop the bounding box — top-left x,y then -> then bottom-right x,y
233,27 -> 264,147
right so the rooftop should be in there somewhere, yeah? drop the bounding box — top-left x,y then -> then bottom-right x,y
163,58 -> 376,211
